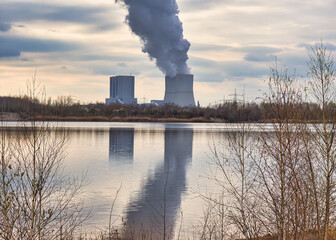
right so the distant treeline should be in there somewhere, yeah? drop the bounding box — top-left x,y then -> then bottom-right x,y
0,95 -> 331,123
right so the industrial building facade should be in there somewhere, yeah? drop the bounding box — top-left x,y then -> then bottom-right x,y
106,75 -> 137,105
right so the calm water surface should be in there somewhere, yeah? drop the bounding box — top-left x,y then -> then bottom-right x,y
5,122 -> 251,236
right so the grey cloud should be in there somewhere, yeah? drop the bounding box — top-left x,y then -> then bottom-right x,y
179,0 -> 299,12
179,0 -> 222,11
244,53 -> 277,62
235,46 -> 282,54
0,36 -> 79,58
191,43 -> 232,52
276,53 -> 309,77
117,63 -> 127,68
297,42 -> 336,51
192,44 -> 282,63
194,72 -> 224,82
0,2 -> 118,31
0,23 -> 11,32
0,48 -> 20,58
222,61 -> 269,79
235,46 -> 282,63
189,57 -> 269,82
68,54 -> 144,62
277,54 -> 307,66
92,65 -> 140,76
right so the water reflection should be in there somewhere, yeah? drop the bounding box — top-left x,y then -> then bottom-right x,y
2,123 -> 219,236
125,128 -> 193,239
109,128 -> 135,162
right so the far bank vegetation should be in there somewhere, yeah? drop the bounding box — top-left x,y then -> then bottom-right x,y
1,80 -> 336,123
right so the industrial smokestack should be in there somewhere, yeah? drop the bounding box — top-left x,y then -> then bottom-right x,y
115,0 -> 190,77
164,74 -> 195,107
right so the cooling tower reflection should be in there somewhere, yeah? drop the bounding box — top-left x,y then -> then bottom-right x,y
126,128 -> 193,239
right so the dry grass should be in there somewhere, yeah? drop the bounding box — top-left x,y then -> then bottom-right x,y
237,229 -> 336,240
0,112 -> 21,121
27,115 -> 213,123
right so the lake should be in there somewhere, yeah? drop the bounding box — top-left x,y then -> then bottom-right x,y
3,121 -> 254,238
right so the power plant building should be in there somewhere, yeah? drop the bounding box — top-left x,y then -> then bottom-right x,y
106,75 -> 137,105
163,74 -> 195,107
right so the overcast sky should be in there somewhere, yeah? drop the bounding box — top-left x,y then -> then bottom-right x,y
1,0 -> 336,105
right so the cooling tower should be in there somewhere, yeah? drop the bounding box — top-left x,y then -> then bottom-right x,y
163,74 -> 195,107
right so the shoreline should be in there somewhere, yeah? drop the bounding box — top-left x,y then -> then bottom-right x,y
1,115 -> 215,123
0,113 -> 331,124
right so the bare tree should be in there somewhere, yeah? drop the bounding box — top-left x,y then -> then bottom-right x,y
204,62 -> 314,240
254,62 -> 319,240
211,125 -> 263,239
201,97 -> 264,240
307,41 -> 336,240
197,192 -> 229,240
200,45 -> 336,240
0,114 -> 21,240
0,77 -> 88,239
13,124 -> 87,240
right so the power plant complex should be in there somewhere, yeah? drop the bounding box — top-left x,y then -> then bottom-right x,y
112,0 -> 195,107
106,74 -> 196,107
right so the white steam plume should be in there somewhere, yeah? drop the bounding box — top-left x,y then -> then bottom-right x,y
115,0 -> 191,77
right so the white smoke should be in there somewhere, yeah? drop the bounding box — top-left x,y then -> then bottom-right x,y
115,0 -> 191,77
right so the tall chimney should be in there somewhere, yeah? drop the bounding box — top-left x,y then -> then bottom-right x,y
164,74 -> 195,107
